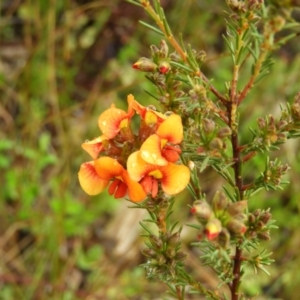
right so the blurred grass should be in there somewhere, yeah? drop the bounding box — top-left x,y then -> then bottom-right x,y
0,0 -> 300,299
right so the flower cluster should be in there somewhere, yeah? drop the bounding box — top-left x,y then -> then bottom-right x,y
78,95 -> 190,202
191,192 -> 247,247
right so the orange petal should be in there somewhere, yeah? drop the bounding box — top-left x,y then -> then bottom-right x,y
81,136 -> 106,159
156,114 -> 183,144
140,134 -> 168,166
121,170 -> 147,202
78,161 -> 109,195
160,163 -> 190,195
127,94 -> 147,118
98,104 -> 129,139
127,151 -> 158,182
94,157 -> 124,180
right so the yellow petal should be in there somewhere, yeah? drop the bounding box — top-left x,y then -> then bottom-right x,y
94,157 -> 124,180
78,161 -> 109,195
140,134 -> 168,166
127,151 -> 157,182
156,114 -> 183,144
81,136 -> 106,159
160,163 -> 190,195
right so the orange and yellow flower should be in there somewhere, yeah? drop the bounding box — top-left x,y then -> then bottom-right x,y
79,157 -> 146,202
79,94 -> 190,202
127,151 -> 190,198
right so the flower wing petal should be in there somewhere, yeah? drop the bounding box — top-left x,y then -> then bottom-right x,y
81,136 -> 106,159
160,163 -> 190,195
78,161 -> 109,195
94,157 -> 124,180
140,134 -> 168,166
156,114 -> 183,144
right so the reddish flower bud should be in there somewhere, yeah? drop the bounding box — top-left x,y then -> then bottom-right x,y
158,61 -> 171,74
132,57 -> 157,72
191,200 -> 214,223
205,218 -> 222,240
227,219 -> 247,235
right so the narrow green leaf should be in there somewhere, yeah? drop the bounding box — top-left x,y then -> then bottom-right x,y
170,61 -> 193,72
139,20 -> 164,35
200,155 -> 209,172
126,0 -> 143,7
144,89 -> 159,100
139,221 -> 154,234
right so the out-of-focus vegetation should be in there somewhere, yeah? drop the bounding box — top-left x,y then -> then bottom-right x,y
0,0 -> 300,299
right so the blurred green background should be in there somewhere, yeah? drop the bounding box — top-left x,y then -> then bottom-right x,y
1,0 -> 300,299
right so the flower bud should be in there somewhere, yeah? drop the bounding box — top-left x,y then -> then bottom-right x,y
191,200 -> 214,223
150,44 -> 159,55
205,218 -> 222,240
218,228 -> 230,248
257,118 -> 266,129
209,138 -> 224,150
226,219 -> 247,235
248,213 -> 256,225
226,0 -> 246,12
257,231 -> 270,241
259,210 -> 272,224
212,191 -> 228,211
167,232 -> 181,248
175,252 -> 187,261
160,40 -> 169,57
132,57 -> 157,72
278,120 -> 288,131
165,248 -> 176,258
156,254 -> 167,265
158,61 -> 171,74
227,200 -> 248,217
141,248 -> 156,258
217,127 -> 232,138
202,118 -> 215,134
256,220 -> 265,230
149,234 -> 163,250
247,0 -> 263,10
